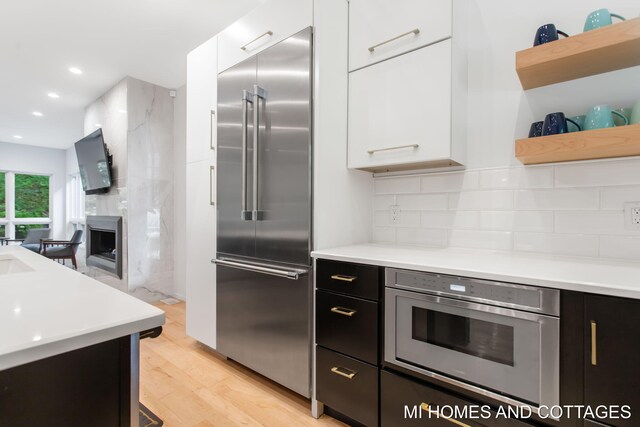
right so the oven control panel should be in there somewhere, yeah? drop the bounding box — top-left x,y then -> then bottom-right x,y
386,269 -> 559,315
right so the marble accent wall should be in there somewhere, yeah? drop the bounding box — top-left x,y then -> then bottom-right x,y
82,77 -> 174,295
126,79 -> 175,295
83,78 -> 129,292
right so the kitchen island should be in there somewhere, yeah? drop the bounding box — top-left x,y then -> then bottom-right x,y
0,246 -> 165,427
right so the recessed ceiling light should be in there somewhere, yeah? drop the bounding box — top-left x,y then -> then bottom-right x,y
69,67 -> 83,75
13,135 -> 23,139
95,123 -> 102,127
48,92 -> 60,99
32,111 -> 43,117
118,109 -> 127,114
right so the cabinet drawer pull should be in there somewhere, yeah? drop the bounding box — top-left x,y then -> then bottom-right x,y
330,274 -> 356,282
421,403 -> 470,427
591,320 -> 597,366
330,366 -> 357,380
241,30 -> 273,51
367,144 -> 419,154
330,306 -> 357,317
368,28 -> 420,52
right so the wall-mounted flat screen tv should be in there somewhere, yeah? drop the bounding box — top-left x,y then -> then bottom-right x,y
74,128 -> 113,194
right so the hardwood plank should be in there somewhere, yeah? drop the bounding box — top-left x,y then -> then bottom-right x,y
515,124 -> 640,165
140,301 -> 345,427
516,17 -> 640,89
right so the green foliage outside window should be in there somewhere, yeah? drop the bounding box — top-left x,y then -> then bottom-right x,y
15,174 -> 49,218
0,172 -> 5,218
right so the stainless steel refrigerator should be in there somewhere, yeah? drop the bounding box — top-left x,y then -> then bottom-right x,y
214,27 -> 313,398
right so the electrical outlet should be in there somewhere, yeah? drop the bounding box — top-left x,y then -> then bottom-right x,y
390,205 -> 401,224
624,202 -> 640,230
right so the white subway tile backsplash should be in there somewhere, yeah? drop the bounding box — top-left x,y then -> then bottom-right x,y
514,232 -> 599,258
374,210 -> 421,227
421,171 -> 479,193
396,228 -> 448,247
449,190 -> 514,210
599,236 -> 640,261
448,230 -> 513,251
515,188 -> 599,210
372,160 -> 640,262
374,176 -> 421,194
554,211 -> 638,236
421,211 -> 479,229
373,227 -> 396,244
555,158 -> 640,188
373,195 -> 396,210
397,194 -> 448,211
479,167 -> 553,189
479,211 -> 554,232
600,186 -> 640,210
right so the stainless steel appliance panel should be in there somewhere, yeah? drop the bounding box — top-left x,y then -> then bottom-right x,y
384,268 -> 560,410
217,57 -> 257,259
216,261 -> 311,397
254,27 -> 312,266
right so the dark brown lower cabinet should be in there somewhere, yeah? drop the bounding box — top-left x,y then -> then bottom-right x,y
316,346 -> 378,427
381,370 -> 533,427
0,336 -> 133,427
584,295 -> 640,427
316,290 -> 379,365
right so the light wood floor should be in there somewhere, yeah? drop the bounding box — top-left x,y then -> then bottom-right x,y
140,302 -> 345,427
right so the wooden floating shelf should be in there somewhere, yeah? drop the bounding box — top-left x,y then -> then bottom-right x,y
515,124 -> 640,165
516,17 -> 640,90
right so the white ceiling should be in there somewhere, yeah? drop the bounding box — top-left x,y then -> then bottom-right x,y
0,0 -> 260,150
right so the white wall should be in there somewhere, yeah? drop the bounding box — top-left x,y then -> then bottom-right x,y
0,141 -> 67,239
371,1 -> 640,261
173,85 -> 187,299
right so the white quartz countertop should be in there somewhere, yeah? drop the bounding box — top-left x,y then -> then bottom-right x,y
0,246 -> 165,370
312,244 -> 640,299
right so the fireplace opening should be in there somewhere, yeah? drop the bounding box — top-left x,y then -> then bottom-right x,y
90,229 -> 117,261
86,215 -> 122,278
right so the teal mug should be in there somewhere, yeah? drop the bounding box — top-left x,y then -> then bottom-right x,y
568,115 -> 586,132
584,8 -> 625,32
613,108 -> 633,126
584,105 -> 628,130
631,100 -> 640,125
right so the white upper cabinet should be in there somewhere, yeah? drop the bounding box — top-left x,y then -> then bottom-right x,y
217,0 -> 312,73
186,36 -> 217,164
348,40 -> 459,172
348,0 -> 452,71
347,0 -> 467,173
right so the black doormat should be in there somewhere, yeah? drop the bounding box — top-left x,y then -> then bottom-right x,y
140,403 -> 163,427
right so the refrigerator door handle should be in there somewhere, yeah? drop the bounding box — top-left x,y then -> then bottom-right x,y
252,85 -> 266,221
212,258 -> 308,280
241,90 -> 253,221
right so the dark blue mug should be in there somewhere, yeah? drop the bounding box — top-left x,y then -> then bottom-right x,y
528,121 -> 544,138
533,24 -> 569,46
542,112 -> 581,136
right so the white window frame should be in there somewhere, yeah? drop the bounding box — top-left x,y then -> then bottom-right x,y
67,172 -> 85,224
0,171 -> 53,239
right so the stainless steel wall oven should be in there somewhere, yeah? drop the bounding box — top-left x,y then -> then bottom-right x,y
385,268 -> 560,409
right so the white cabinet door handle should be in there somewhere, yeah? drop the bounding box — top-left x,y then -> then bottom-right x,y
241,31 -> 273,51
368,28 -> 420,52
367,144 -> 419,154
